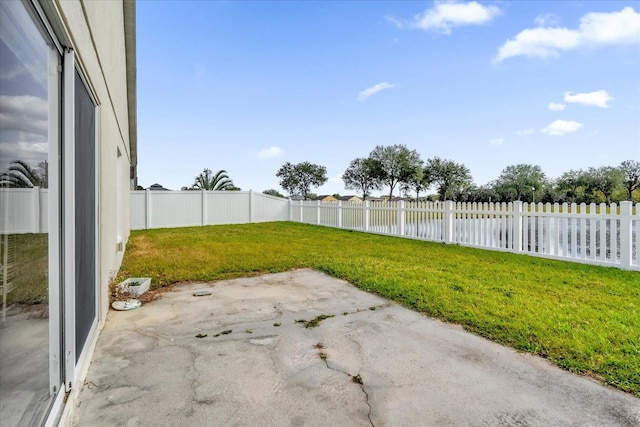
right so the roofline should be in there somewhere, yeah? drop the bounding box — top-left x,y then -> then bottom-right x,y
123,0 -> 137,171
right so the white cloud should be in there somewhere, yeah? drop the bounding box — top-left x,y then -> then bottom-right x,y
548,102 -> 566,111
255,146 -> 283,160
496,27 -> 582,61
0,140 -> 47,156
534,13 -> 560,27
0,140 -> 48,172
540,120 -> 583,136
496,7 -> 640,61
0,95 -> 48,136
490,138 -> 504,145
563,90 -> 614,108
328,173 -> 342,184
580,7 -> 640,44
516,128 -> 535,136
385,15 -> 403,28
0,65 -> 26,81
392,1 -> 501,34
358,82 -> 395,101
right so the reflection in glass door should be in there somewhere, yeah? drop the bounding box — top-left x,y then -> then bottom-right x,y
0,1 -> 61,426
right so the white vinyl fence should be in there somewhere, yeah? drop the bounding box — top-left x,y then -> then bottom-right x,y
130,190 -> 289,229
3,188 -> 638,271
291,200 -> 639,271
0,188 -> 49,233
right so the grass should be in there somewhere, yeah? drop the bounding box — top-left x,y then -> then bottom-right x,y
1,233 -> 48,305
118,222 -> 640,396
296,314 -> 335,328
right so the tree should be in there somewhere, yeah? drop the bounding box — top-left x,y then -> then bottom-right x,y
342,158 -> 383,200
555,169 -> 585,203
368,144 -> 422,199
619,160 -> 640,200
424,157 -> 473,201
467,183 -> 501,203
276,161 -> 328,200
493,164 -> 546,202
0,160 -> 48,188
400,166 -> 432,201
582,166 -> 623,204
190,168 -> 235,190
539,180 -> 563,204
263,189 -> 285,198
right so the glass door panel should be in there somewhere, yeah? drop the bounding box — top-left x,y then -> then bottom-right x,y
0,1 -> 61,426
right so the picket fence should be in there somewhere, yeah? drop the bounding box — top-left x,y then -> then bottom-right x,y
2,188 -> 638,271
290,199 -> 638,271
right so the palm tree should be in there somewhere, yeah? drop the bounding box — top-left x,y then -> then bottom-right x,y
190,168 -> 234,191
0,160 -> 48,188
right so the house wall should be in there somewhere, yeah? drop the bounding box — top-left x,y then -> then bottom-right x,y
50,0 -> 132,325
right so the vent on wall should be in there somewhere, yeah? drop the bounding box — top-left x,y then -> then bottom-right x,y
116,241 -> 123,252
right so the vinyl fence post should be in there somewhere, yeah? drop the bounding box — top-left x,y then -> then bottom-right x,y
316,200 -> 321,225
398,200 -> 405,236
249,190 -> 254,223
445,200 -> 454,244
201,189 -> 207,226
620,201 -> 632,270
512,201 -> 523,253
364,200 -> 370,232
337,201 -> 342,228
145,188 -> 151,229
288,199 -> 292,222
33,186 -> 41,233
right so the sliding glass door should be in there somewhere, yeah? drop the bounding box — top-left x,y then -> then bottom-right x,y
0,1 -> 62,426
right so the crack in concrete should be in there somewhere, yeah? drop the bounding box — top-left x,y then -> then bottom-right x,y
360,379 -> 375,427
338,303 -> 391,318
184,345 -> 200,404
133,327 -> 174,342
320,357 -> 375,427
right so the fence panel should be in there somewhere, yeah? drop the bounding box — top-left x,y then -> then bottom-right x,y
130,191 -> 147,229
341,202 -> 364,230
0,188 -> 48,233
634,203 -> 640,268
252,192 -> 289,222
206,191 -> 250,225
151,191 -> 203,228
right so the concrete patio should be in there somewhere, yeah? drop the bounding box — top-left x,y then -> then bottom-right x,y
70,269 -> 639,426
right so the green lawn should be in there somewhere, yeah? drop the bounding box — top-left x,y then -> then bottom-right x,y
1,233 -> 48,305
119,222 -> 640,396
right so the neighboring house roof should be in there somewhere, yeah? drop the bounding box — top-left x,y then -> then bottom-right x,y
339,195 -> 362,201
289,196 -> 305,201
316,195 -> 337,202
148,183 -> 170,191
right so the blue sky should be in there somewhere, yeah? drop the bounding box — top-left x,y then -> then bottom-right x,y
136,1 -> 640,195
